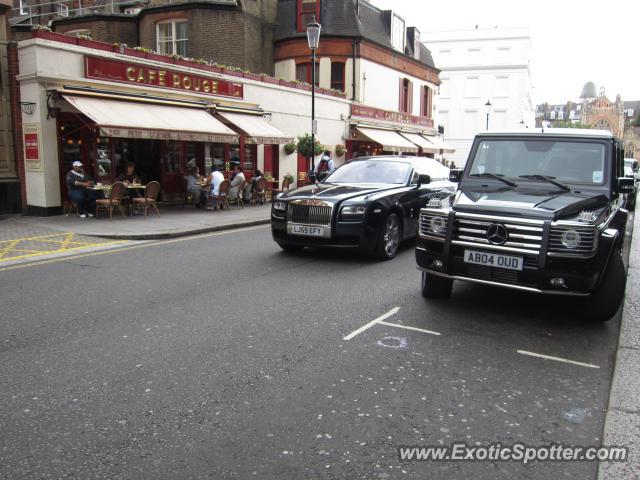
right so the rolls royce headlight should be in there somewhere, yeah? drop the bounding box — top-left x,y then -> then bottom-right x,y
340,205 -> 366,221
561,229 -> 581,249
429,215 -> 447,235
273,201 -> 286,211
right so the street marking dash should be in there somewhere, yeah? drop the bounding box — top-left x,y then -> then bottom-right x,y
343,307 -> 400,341
516,350 -> 600,369
378,321 -> 441,336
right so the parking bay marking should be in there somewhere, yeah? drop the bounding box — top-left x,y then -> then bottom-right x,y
516,350 -> 600,369
343,307 -> 441,341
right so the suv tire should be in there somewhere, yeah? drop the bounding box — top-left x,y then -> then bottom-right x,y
583,251 -> 626,322
421,271 -> 453,299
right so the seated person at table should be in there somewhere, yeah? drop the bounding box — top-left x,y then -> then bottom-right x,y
187,166 -> 207,208
247,169 -> 264,202
117,162 -> 141,184
229,165 -> 246,201
66,161 -> 96,218
207,167 -> 225,210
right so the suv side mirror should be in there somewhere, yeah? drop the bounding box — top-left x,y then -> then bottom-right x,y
417,174 -> 431,187
449,169 -> 463,183
619,177 -> 635,194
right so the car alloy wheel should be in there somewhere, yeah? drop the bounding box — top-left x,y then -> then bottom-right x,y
383,215 -> 400,257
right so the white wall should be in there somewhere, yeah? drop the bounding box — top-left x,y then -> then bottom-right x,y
423,27 -> 535,165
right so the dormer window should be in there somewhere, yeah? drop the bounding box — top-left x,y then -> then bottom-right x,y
297,0 -> 320,33
156,20 -> 188,56
550,111 -> 556,120
391,13 -> 405,52
558,110 -> 564,120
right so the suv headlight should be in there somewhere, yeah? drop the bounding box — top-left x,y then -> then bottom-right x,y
340,205 -> 366,221
273,201 -> 286,211
549,225 -> 597,256
420,212 -> 448,237
561,229 -> 581,249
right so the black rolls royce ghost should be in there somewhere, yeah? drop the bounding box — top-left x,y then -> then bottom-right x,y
271,156 -> 456,259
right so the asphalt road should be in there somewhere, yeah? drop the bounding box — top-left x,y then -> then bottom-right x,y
0,224 -> 628,479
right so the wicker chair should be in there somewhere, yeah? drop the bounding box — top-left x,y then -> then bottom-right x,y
211,179 -> 230,210
132,181 -> 161,217
251,177 -> 268,205
271,176 -> 293,200
95,182 -> 127,220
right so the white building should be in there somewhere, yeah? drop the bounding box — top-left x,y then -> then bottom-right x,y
422,27 -> 535,166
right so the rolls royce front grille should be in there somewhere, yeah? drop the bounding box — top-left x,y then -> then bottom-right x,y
289,204 -> 333,226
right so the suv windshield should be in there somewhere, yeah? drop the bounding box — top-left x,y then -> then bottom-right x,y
468,139 -> 606,185
325,160 -> 411,184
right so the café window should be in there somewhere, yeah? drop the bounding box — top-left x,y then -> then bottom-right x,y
244,144 -> 256,172
421,86 -> 433,118
95,137 -> 112,179
296,62 -> 319,87
156,20 -> 188,56
297,0 -> 320,32
330,62 -> 345,91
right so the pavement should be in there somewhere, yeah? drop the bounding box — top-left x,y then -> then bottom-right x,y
2,203 -> 271,240
0,224 -> 629,479
599,209 -> 640,479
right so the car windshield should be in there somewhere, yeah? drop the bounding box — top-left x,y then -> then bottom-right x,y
325,160 -> 411,184
468,139 -> 607,185
412,158 -> 451,182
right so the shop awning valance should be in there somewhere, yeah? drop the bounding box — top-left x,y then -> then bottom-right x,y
217,112 -> 294,144
399,132 -> 439,153
63,95 -> 239,143
355,127 -> 419,153
422,135 -> 456,153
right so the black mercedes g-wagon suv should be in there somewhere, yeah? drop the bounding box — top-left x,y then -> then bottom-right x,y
415,129 -> 635,322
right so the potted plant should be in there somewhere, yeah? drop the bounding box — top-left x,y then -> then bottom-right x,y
296,134 -> 323,160
335,144 -> 346,157
283,142 -> 297,155
283,173 -> 295,185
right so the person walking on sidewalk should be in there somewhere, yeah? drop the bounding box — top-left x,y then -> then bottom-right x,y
66,161 -> 96,218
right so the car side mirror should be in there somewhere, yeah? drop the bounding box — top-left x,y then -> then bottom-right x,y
619,177 -> 635,194
449,169 -> 463,183
417,174 -> 431,187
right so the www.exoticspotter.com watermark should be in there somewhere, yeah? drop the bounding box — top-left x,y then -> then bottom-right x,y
398,443 -> 628,464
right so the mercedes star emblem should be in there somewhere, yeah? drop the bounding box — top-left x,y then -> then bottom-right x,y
487,224 -> 508,245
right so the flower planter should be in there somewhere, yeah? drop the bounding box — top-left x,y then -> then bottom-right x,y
201,64 -> 223,74
145,52 -> 171,63
261,75 -> 280,85
242,72 -> 262,81
279,79 -> 298,89
123,47 -> 146,58
174,58 -> 196,68
77,38 -> 113,52
33,30 -> 77,45
222,68 -> 244,78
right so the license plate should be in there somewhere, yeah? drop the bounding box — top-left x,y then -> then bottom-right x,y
464,250 -> 523,271
291,224 -> 326,237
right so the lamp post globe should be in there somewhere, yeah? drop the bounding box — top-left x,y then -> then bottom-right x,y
306,16 -> 321,182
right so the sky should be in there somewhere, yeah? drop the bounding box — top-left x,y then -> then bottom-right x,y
369,0 -> 640,105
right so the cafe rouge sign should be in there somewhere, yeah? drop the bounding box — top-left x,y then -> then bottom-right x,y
85,57 -> 244,99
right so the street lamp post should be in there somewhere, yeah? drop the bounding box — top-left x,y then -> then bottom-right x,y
484,99 -> 492,130
306,16 -> 321,182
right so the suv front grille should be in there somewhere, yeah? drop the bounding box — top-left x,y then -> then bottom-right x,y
289,203 -> 333,226
452,214 -> 544,253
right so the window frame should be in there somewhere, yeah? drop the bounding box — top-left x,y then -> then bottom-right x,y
421,85 -> 433,118
295,61 -> 319,87
330,61 -> 345,92
297,0 -> 320,33
19,0 -> 28,15
156,19 -> 188,56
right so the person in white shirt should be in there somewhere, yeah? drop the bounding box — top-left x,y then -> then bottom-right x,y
207,167 -> 225,210
229,165 -> 246,201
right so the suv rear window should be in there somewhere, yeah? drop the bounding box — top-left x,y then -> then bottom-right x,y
469,139 -> 606,185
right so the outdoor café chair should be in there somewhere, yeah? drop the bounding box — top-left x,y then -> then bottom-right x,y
251,177 -> 268,205
271,176 -> 292,199
132,181 -> 161,217
95,181 -> 127,220
228,180 -> 246,208
211,179 -> 230,210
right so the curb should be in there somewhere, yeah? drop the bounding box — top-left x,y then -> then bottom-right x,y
82,219 -> 271,241
598,209 -> 640,479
